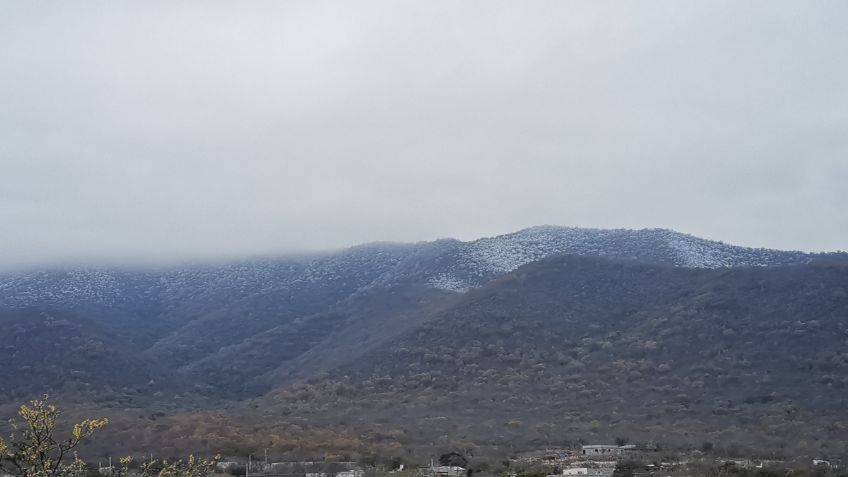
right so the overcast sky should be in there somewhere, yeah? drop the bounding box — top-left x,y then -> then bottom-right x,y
1,1 -> 846,269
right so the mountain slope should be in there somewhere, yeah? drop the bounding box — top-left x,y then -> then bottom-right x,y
244,255 -> 848,458
0,226 -> 844,407
0,308 -> 175,402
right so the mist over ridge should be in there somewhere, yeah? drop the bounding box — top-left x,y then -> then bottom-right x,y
2,224 -> 840,274
3,1 -> 848,270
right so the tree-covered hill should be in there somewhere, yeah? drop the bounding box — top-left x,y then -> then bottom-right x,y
242,256 -> 848,460
1,227 -> 847,459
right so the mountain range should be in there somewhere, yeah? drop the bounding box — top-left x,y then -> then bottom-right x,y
1,226 -> 847,460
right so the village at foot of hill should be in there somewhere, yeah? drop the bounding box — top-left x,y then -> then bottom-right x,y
62,442 -> 841,477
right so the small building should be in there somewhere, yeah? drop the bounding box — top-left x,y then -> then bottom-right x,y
431,466 -> 466,477
581,445 -> 619,456
336,471 -> 365,477
562,468 -> 589,476
550,468 -> 613,477
580,445 -> 635,459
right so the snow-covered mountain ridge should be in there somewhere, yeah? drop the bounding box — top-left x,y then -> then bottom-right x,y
422,226 -> 819,291
0,226 -> 836,308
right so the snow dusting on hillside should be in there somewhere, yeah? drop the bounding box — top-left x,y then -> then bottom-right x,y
0,226 -> 816,306
425,226 -> 811,291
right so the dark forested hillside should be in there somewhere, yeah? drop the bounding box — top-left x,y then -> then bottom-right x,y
1,226 -> 847,458
0,309 -> 175,403
245,256 -> 848,459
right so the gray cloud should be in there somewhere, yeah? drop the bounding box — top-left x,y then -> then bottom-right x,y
1,1 -> 846,270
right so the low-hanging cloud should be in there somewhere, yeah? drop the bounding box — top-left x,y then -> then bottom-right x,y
1,1 -> 846,270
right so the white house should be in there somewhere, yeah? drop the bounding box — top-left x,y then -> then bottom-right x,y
562,468 -> 589,475
336,471 -> 365,477
550,468 -> 613,477
431,466 -> 466,477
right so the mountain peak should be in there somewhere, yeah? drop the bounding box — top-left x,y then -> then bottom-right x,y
422,225 -> 812,292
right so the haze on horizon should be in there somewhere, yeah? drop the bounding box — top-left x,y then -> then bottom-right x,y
1,1 -> 847,270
